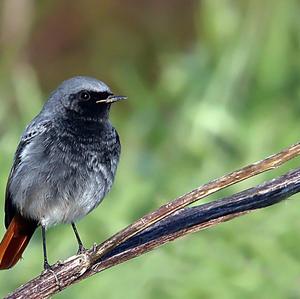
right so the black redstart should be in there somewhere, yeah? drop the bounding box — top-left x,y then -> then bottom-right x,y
0,76 -> 126,269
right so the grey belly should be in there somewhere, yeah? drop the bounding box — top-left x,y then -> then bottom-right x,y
10,158 -> 112,228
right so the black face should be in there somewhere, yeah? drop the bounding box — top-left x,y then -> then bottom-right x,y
77,90 -> 112,103
66,90 -> 113,119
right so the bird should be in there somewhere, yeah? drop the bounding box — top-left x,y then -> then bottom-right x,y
0,76 -> 126,270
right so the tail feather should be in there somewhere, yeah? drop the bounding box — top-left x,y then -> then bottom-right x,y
0,215 -> 37,270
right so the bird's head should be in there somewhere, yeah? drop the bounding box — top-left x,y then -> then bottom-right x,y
44,76 -> 126,121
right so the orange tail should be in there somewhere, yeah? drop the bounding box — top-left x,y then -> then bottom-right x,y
0,215 -> 37,270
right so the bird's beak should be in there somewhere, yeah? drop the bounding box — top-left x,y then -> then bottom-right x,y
96,95 -> 127,104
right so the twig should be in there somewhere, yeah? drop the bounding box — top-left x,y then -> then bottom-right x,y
5,143 -> 300,298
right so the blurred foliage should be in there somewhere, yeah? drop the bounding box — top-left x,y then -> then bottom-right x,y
1,0 -> 300,298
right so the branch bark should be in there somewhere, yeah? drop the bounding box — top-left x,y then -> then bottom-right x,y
6,142 -> 300,299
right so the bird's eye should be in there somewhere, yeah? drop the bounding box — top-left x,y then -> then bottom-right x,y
79,91 -> 91,101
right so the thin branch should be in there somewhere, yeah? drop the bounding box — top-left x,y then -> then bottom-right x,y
96,167 -> 300,272
6,143 -> 300,299
91,142 -> 300,262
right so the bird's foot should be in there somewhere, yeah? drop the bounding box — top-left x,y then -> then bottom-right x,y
42,262 -> 62,290
77,244 -> 87,255
43,260 -> 52,271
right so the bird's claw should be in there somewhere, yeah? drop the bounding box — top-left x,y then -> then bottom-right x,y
42,262 -> 62,290
77,244 -> 87,255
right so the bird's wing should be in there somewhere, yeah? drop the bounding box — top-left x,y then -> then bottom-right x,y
4,120 -> 52,227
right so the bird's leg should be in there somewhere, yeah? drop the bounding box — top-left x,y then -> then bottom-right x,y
41,225 -> 51,270
71,222 -> 86,254
41,226 -> 62,289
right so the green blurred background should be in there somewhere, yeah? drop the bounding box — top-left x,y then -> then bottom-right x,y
1,0 -> 300,298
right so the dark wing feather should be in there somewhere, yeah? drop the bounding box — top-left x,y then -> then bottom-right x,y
4,120 -> 52,228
